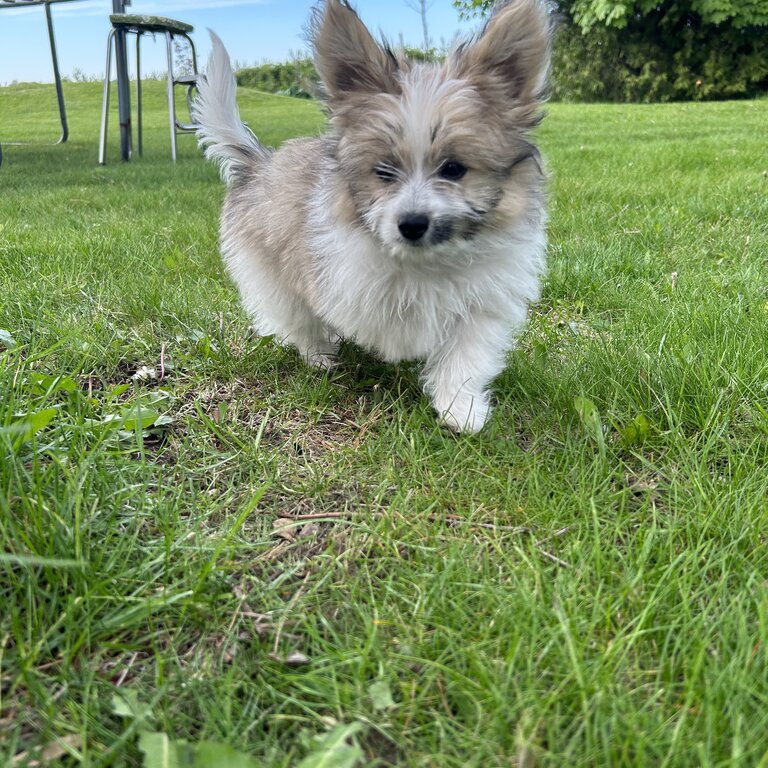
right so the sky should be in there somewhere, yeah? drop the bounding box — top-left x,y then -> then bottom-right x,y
0,0 -> 481,85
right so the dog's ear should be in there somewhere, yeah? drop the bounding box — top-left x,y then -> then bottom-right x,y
310,0 -> 399,100
450,0 -> 552,107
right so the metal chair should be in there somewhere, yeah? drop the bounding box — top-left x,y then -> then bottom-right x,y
0,0 -> 77,167
99,14 -> 200,163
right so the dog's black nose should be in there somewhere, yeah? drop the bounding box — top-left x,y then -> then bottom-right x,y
398,213 -> 430,242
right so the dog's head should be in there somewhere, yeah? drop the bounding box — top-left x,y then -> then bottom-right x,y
310,0 -> 552,259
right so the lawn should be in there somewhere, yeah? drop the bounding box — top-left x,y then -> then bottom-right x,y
1,80 -> 768,767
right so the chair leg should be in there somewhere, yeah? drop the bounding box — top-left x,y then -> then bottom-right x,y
181,32 -> 200,125
99,28 -> 116,165
135,32 -> 143,157
44,2 -> 68,145
165,31 -> 178,162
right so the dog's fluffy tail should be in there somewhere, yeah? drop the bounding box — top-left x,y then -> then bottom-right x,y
192,31 -> 270,184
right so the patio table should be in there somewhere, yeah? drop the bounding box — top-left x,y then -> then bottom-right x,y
0,0 -> 132,164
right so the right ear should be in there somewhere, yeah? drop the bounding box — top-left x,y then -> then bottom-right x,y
310,0 -> 399,101
448,0 -> 552,106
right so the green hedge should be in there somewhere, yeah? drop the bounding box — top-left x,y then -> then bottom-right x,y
233,25 -> 768,104
551,17 -> 768,102
233,48 -> 436,98
235,59 -> 317,98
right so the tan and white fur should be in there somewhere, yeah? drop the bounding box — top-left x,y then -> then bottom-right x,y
192,0 -> 552,432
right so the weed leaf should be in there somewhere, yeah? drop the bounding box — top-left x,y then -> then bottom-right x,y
138,732 -> 180,768
2,408 -> 58,442
369,679 -> 395,711
111,689 -> 154,723
297,723 -> 364,768
191,741 -> 262,767
108,383 -> 132,401
0,329 -> 17,350
120,407 -> 162,431
138,732 -> 259,768
574,396 -> 605,455
29,372 -> 77,397
621,414 -> 652,446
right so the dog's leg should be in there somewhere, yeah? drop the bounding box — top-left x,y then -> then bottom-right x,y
275,301 -> 340,369
422,314 -> 511,433
289,322 -> 341,370
242,280 -> 340,368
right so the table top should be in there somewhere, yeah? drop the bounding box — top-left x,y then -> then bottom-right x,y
0,0 -> 126,8
0,0 -> 84,8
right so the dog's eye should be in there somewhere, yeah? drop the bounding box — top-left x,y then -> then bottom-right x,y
438,160 -> 467,181
375,164 -> 398,183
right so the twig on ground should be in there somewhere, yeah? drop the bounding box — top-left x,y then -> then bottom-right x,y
159,343 -> 166,380
428,512 -> 532,535
537,524 -> 578,543
272,575 -> 310,656
267,510 -> 569,567
534,548 -> 570,569
115,651 -> 140,687
278,511 -> 351,521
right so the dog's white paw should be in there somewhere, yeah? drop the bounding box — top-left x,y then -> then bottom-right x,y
306,351 -> 340,370
438,394 -> 490,434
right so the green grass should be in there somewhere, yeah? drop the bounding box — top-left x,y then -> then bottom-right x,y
1,80 -> 768,766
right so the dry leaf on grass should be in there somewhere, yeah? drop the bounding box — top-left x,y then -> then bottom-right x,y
272,518 -> 297,541
12,734 -> 81,767
268,650 -> 310,667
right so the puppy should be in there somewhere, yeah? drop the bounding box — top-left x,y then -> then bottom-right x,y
192,0 -> 552,432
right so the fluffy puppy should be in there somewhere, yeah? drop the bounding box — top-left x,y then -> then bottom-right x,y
192,0 -> 552,432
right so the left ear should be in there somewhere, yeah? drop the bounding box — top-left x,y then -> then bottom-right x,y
449,0 -> 552,105
310,0 -> 400,102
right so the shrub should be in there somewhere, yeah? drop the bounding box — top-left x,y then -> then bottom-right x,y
551,11 -> 768,102
456,0 -> 768,102
235,57 -> 318,97
233,47 -> 441,98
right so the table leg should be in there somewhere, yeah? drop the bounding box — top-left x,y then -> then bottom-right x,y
112,0 -> 131,160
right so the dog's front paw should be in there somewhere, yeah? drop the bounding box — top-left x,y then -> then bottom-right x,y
438,394 -> 490,434
299,339 -> 341,370
306,352 -> 340,370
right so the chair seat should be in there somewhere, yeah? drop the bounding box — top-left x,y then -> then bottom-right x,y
109,14 -> 193,35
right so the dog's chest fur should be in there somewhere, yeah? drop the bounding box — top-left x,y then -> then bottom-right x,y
310,216 -> 544,362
